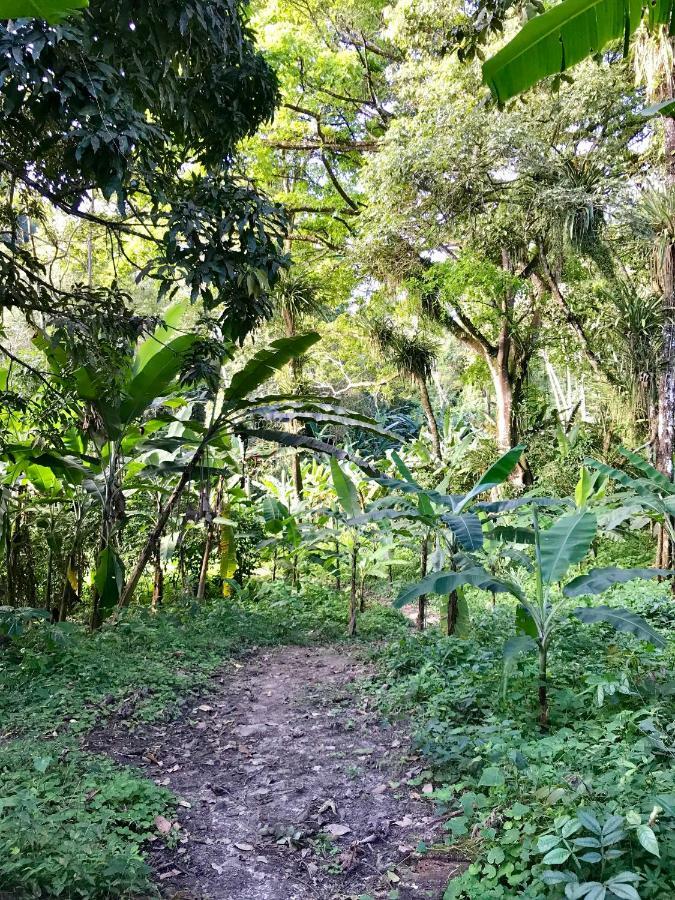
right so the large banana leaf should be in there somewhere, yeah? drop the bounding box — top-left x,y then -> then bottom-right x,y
234,427 -> 381,478
120,302 -> 198,425
395,567 -> 524,608
539,510 -> 597,584
442,513 -> 484,550
482,0 -> 667,105
0,0 -> 87,21
330,457 -> 360,519
94,547 -> 125,617
573,605 -> 666,646
347,507 -> 422,526
224,334 -> 320,402
458,444 -> 525,509
563,566 -> 673,596
618,446 -> 675,493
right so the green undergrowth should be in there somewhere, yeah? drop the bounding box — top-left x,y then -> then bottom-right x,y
369,574 -> 675,899
0,582 -> 408,898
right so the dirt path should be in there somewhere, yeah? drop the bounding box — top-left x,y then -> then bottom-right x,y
87,645 -> 464,899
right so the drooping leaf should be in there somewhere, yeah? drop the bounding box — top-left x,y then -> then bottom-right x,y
618,446 -> 675,493
225,334 -> 320,401
503,635 -> 537,662
94,547 -> 125,616
573,605 -> 666,647
394,567 -> 523,608
236,428 -> 381,478
482,0 -> 661,105
220,514 -> 238,597
540,511 -> 596,584
516,604 -> 538,638
330,457 -> 360,519
563,567 -> 673,597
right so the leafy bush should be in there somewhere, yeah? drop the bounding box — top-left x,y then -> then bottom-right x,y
368,593 -> 675,899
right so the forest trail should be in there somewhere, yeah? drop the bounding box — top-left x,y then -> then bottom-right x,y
87,645 -> 464,900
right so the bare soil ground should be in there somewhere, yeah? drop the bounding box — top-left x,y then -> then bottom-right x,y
87,645 -> 465,900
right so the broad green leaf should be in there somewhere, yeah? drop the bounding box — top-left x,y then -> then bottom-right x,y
516,604 -> 538,638
575,466 -> 593,507
459,444 -> 525,509
442,513 -> 484,550
491,525 -> 536,545
220,516 -> 238,597
391,450 -> 416,483
225,334 -> 320,401
120,329 -> 198,425
618,446 -> 675,492
540,847 -> 572,865
478,766 -> 505,787
0,0 -> 87,22
330,457 -> 359,519
573,606 -> 666,647
563,567 -> 672,597
539,511 -> 596,584
394,567 -> 523,608
482,0 -> 655,105
347,507 -> 421,526
576,809 -> 602,835
94,547 -> 125,616
504,635 -> 536,662
635,823 -> 660,857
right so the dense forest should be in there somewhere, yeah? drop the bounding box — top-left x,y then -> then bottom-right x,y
3,0 -> 675,898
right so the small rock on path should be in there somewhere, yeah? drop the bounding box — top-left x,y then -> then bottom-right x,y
87,645 -> 465,899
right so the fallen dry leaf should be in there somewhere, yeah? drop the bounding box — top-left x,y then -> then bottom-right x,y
234,841 -> 254,851
422,782 -> 434,794
154,815 -> 173,835
394,815 -> 413,828
324,823 -> 351,836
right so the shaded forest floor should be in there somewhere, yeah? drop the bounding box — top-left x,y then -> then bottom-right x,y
88,644 -> 464,899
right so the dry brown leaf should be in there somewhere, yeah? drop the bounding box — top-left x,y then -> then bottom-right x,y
154,815 -> 173,835
234,841 -> 254,851
324,823 -> 351,836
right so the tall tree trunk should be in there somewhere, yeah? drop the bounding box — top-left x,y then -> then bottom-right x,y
655,114 -> 675,568
417,534 -> 428,631
416,375 -> 442,460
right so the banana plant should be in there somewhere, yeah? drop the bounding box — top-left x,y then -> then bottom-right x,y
367,444 -> 529,633
482,0 -> 671,106
504,502 -> 668,728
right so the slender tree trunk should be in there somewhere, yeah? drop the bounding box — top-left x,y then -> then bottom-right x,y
197,479 -> 223,600
151,543 -> 164,611
446,591 -> 459,636
416,375 -> 442,461
334,537 -> 341,592
58,550 -> 79,623
359,575 -> 366,612
417,534 -> 428,631
117,442 -> 206,610
348,541 -> 358,636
